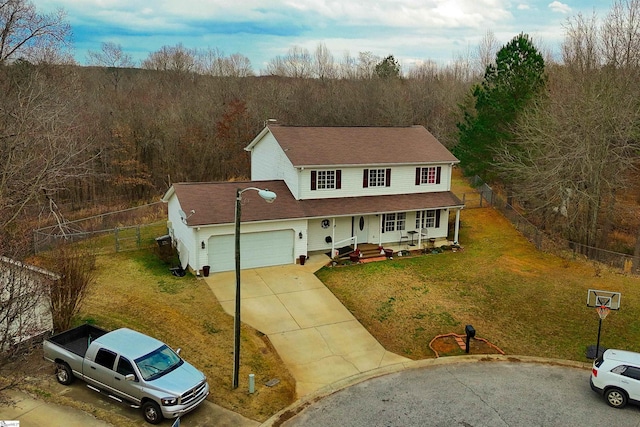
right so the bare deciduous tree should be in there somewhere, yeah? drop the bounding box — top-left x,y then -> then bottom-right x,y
265,46 -> 313,77
195,48 -> 253,77
87,41 -> 134,68
0,0 -> 71,65
45,244 -> 96,332
313,42 -> 336,80
141,43 -> 197,73
602,0 -> 640,68
407,59 -> 440,81
498,59 -> 640,249
0,62 -> 97,240
87,42 -> 134,91
356,51 -> 379,79
562,12 -> 601,74
474,30 -> 499,76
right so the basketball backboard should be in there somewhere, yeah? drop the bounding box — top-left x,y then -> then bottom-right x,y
587,289 -> 621,310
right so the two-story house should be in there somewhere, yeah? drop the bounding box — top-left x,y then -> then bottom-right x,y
162,125 -> 464,274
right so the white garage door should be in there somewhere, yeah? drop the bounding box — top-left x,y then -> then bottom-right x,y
208,230 -> 294,272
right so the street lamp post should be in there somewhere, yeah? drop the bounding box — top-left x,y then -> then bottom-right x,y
233,187 -> 277,389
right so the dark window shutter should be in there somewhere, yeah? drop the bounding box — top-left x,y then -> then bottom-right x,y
336,170 -> 342,189
436,166 -> 441,184
381,214 -> 385,233
311,171 -> 317,190
415,167 -> 421,185
386,168 -> 391,187
436,210 -> 441,228
363,169 -> 369,188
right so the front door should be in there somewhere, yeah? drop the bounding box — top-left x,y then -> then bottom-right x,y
355,216 -> 368,245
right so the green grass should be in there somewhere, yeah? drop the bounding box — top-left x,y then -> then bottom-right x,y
317,207 -> 640,362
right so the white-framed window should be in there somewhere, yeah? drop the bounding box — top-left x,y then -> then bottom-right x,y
383,212 -> 406,232
416,210 -> 436,228
416,210 -> 442,229
363,168 -> 391,188
317,170 -> 335,189
369,169 -> 386,187
415,166 -> 442,185
311,170 -> 341,190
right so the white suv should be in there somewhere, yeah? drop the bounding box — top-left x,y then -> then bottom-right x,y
591,348 -> 640,408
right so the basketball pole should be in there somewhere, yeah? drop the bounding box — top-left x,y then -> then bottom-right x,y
595,317 -> 603,359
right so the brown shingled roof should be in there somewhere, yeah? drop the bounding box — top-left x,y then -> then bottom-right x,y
172,181 -> 302,226
171,180 -> 463,227
266,125 -> 459,167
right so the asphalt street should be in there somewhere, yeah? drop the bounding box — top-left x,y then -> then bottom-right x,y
281,361 -> 640,427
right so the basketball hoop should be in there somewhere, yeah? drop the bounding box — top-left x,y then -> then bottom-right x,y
596,305 -> 610,320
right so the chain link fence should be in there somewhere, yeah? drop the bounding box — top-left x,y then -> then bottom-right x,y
33,202 -> 167,254
459,177 -> 638,275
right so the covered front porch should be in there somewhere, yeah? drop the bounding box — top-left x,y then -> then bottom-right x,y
305,207 -> 462,259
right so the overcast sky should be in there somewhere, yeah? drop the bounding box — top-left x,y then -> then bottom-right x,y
33,0 -> 610,73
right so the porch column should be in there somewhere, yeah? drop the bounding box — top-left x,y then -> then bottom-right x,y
331,217 -> 336,257
454,208 -> 461,244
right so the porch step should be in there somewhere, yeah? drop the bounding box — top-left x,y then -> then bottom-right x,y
341,243 -> 387,261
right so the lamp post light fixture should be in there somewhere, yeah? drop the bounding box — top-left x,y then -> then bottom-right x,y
233,187 -> 277,389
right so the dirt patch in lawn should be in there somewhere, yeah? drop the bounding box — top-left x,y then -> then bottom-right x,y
429,334 -> 505,357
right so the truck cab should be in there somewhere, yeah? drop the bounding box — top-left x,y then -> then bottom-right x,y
44,325 -> 209,424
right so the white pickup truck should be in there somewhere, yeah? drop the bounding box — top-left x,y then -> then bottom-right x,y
43,324 -> 209,424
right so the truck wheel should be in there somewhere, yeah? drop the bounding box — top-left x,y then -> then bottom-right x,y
142,400 -> 163,424
55,363 -> 74,385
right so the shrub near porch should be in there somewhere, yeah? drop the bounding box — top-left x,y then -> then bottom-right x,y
316,207 -> 640,361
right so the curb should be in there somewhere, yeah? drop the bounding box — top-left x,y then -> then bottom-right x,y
259,354 -> 592,426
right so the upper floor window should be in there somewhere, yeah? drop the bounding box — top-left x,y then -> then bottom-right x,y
311,170 -> 341,190
415,166 -> 442,185
383,212 -> 406,232
363,168 -> 391,188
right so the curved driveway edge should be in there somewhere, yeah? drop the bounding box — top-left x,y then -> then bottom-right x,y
261,355 -> 593,426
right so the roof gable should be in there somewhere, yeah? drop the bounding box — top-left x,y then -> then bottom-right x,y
262,125 -> 458,167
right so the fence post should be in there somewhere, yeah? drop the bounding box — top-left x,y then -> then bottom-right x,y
136,226 -> 141,248
115,227 -> 119,252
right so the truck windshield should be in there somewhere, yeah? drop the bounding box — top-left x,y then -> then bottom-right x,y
134,345 -> 183,381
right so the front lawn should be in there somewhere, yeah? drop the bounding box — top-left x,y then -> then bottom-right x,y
65,248 -> 295,422
317,207 -> 640,361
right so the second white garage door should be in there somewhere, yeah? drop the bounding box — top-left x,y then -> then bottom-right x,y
208,229 -> 294,272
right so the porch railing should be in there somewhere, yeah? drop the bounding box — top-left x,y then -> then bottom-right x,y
331,236 -> 358,258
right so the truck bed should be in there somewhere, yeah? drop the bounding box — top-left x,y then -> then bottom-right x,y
46,324 -> 108,357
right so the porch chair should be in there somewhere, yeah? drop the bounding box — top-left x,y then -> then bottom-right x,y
399,231 -> 409,248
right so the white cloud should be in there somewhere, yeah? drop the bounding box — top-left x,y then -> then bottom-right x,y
31,0 -> 603,70
548,1 -> 571,14
40,0 -> 513,29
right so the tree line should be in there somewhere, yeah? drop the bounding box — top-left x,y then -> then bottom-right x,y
1,0 -> 640,261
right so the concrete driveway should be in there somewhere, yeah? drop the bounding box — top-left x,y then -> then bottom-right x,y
204,254 -> 409,397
